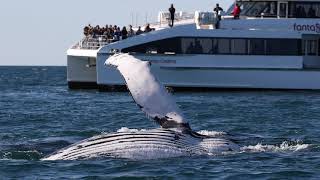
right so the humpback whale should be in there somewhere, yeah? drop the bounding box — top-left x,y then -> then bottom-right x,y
43,54 -> 239,160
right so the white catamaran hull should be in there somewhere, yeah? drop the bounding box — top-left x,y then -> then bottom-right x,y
95,54 -> 320,90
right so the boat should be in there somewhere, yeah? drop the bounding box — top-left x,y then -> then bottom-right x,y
67,0 -> 320,91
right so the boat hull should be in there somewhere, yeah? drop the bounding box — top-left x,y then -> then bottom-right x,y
95,54 -> 320,90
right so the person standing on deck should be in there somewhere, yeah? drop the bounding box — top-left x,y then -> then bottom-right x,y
213,3 -> 223,29
232,3 -> 241,19
169,4 -> 176,27
214,3 -> 223,20
121,26 -> 128,40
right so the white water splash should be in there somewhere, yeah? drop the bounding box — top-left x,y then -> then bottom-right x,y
241,141 -> 310,153
116,127 -> 147,133
197,130 -> 227,137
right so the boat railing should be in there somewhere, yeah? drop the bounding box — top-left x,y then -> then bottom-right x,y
150,12 -> 195,27
72,35 -> 119,50
71,12 -> 195,50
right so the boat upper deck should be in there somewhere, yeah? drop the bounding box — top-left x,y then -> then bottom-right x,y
70,0 -> 320,50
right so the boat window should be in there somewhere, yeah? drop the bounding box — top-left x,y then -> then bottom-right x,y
122,38 -> 181,54
212,39 -> 219,54
158,38 -> 181,54
217,39 -> 231,54
249,39 -> 265,55
318,40 -> 320,56
278,2 -> 288,18
122,37 -> 302,56
266,39 -> 301,56
307,40 -> 318,55
226,1 -> 277,17
181,38 -> 209,54
231,39 -> 248,55
289,2 -> 320,18
198,38 -> 212,54
181,38 -> 195,54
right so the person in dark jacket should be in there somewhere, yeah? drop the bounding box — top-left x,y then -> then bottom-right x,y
136,26 -> 143,35
144,24 -> 152,33
214,3 -> 224,29
214,3 -> 223,20
121,26 -> 128,40
169,4 -> 176,27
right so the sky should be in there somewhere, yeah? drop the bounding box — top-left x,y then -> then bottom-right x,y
0,0 -> 234,66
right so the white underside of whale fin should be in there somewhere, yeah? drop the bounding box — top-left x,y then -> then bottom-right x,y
106,53 -> 188,128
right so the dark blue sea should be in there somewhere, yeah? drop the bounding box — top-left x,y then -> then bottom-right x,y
0,66 -> 319,179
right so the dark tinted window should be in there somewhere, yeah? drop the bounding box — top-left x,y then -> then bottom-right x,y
122,38 -> 181,54
226,1 -> 277,17
307,40 -> 318,55
181,38 -> 195,54
217,39 -> 231,54
232,39 -> 248,55
318,40 -> 320,55
122,37 -> 302,56
266,39 -> 301,55
198,38 -> 213,54
289,2 -> 320,18
250,39 -> 265,55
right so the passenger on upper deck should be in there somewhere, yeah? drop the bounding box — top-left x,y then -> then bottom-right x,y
214,3 -> 223,20
214,3 -> 224,29
231,3 -> 241,19
128,25 -> 135,37
121,27 -> 128,40
169,4 -> 176,27
144,24 -> 152,33
136,26 -> 143,35
83,26 -> 89,37
114,27 -> 121,41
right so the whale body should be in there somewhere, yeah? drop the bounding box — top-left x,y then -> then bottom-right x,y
43,129 -> 238,160
43,54 -> 239,160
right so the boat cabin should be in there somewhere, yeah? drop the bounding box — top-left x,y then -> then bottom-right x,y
227,0 -> 320,18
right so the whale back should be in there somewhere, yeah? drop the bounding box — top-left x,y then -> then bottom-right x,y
42,129 -> 238,160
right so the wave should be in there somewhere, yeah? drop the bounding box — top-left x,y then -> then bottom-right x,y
0,150 -> 42,160
116,127 -> 147,133
240,140 -> 311,153
197,130 -> 227,137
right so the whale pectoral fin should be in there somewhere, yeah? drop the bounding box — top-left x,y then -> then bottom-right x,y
106,54 -> 190,131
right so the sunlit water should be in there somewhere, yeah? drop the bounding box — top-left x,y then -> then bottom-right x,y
0,67 -> 319,179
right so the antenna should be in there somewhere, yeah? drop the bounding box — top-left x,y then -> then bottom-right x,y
145,12 -> 148,24
131,12 -> 134,26
136,13 -> 138,27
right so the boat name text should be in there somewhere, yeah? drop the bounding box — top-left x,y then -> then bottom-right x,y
293,23 -> 320,33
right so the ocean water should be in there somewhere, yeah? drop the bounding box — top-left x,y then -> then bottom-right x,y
0,66 -> 319,179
